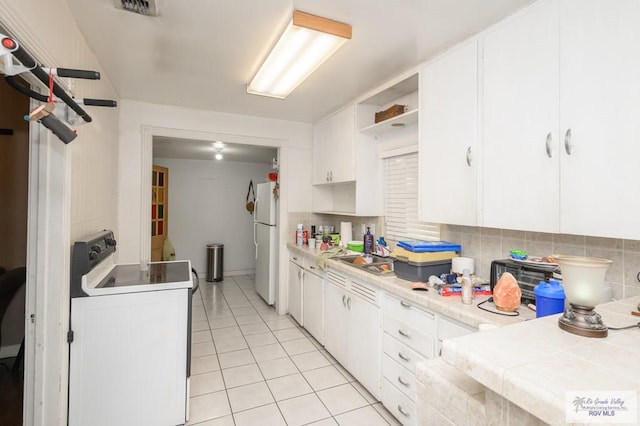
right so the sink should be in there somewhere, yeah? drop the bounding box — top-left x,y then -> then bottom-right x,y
337,255 -> 394,276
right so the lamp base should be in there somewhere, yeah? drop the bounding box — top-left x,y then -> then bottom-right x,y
558,304 -> 608,338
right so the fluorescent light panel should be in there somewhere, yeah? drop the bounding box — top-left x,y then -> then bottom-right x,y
247,11 -> 352,99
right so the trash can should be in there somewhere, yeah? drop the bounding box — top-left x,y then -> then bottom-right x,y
206,243 -> 224,282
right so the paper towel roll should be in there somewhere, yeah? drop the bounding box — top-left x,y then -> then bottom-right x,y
340,222 -> 352,247
451,257 -> 475,274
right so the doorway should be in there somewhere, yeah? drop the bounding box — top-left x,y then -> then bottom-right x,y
151,136 -> 278,278
0,76 -> 30,425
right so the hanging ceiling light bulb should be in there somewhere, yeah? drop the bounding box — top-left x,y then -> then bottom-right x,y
215,152 -> 223,160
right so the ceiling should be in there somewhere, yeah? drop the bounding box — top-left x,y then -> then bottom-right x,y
64,0 -> 534,125
153,136 -> 277,164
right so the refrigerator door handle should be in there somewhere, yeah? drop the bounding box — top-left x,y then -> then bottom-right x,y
253,222 -> 258,259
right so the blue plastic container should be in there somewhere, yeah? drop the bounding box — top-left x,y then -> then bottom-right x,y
534,279 -> 566,318
397,240 -> 462,253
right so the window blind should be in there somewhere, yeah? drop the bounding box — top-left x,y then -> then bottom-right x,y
384,152 -> 440,241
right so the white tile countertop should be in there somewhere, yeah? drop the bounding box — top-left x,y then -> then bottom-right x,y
436,296 -> 640,425
287,243 -> 535,329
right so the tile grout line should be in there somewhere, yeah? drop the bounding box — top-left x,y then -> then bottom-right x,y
191,274 -> 397,426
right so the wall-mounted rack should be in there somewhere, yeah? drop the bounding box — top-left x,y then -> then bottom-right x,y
0,32 -> 117,143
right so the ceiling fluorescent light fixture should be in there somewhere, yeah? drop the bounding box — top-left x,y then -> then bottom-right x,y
247,10 -> 352,99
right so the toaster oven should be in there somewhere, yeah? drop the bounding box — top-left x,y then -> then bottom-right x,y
490,259 -> 558,303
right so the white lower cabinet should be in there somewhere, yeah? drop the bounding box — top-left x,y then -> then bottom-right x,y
437,316 -> 475,355
323,270 -> 381,399
287,254 -> 304,325
380,293 -> 437,426
302,266 -> 324,345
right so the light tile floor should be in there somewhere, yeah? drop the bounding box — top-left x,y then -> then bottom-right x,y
188,274 -> 401,426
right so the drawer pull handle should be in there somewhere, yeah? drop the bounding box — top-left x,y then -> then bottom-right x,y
342,295 -> 346,307
397,376 -> 410,387
397,405 -> 410,418
398,329 -> 411,338
293,257 -> 298,261
347,296 -> 351,310
309,265 -> 315,270
398,352 -> 411,362
400,301 -> 411,308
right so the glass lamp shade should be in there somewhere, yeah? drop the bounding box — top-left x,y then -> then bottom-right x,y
555,255 -> 612,307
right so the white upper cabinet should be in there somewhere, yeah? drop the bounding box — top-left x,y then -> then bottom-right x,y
419,39 -> 479,226
558,0 -> 640,239
481,0 -> 560,233
482,0 -> 640,239
312,106 -> 356,185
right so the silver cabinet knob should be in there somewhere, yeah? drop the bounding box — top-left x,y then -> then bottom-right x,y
545,132 -> 553,158
564,128 -> 573,155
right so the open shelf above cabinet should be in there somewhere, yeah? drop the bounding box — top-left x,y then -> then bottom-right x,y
359,108 -> 418,135
356,73 -> 419,133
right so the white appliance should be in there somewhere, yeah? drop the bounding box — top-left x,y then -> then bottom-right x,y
254,181 -> 278,305
68,230 -> 192,426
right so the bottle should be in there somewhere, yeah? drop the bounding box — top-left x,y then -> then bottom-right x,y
364,227 -> 374,255
296,224 -> 303,246
461,269 -> 473,304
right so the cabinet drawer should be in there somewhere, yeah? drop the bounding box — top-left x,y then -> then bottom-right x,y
289,252 -> 304,266
381,378 -> 416,426
383,313 -> 435,358
304,260 -> 323,276
382,354 -> 417,401
383,294 -> 436,335
382,333 -> 428,375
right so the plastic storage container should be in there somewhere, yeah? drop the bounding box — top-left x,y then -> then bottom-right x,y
392,258 -> 452,282
397,240 -> 462,253
390,247 -> 457,263
533,279 -> 565,318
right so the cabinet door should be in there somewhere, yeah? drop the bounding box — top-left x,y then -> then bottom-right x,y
419,40 -> 478,226
323,282 -> 349,366
327,106 -> 356,183
559,0 -> 640,239
302,270 -> 324,345
482,0 -> 560,232
287,261 -> 303,325
313,119 -> 330,185
347,290 -> 380,398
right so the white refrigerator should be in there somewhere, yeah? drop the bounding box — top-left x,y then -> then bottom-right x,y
254,181 -> 277,305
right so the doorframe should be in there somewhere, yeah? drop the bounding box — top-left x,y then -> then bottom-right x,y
140,126 -> 288,312
0,14 -> 72,425
25,118 -> 70,426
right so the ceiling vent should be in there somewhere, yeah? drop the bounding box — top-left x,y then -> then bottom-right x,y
115,0 -> 161,16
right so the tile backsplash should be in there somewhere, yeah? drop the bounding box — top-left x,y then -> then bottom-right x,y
441,224 -> 640,301
287,213 -> 385,246
285,216 -> 640,301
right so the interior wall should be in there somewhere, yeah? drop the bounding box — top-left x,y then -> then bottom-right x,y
153,157 -> 273,274
0,78 -> 29,353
